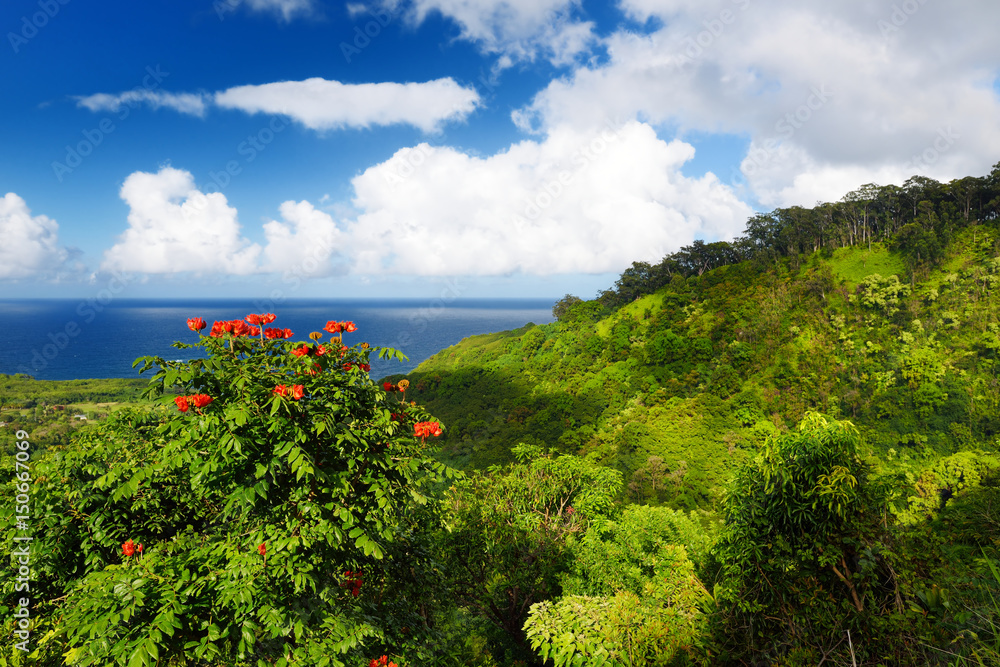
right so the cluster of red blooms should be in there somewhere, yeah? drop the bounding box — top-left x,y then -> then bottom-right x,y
413,421 -> 442,440
342,570 -> 363,597
324,320 -> 357,334
258,543 -> 266,556
272,384 -> 305,400
189,314 -> 294,340
208,319 -> 262,338
174,394 -> 213,412
121,539 -> 143,557
264,327 -> 295,339
369,656 -> 397,667
245,313 -> 276,326
291,344 -> 328,357
342,362 -> 371,372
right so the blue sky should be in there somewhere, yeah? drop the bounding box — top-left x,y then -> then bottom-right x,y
2,0 -> 998,299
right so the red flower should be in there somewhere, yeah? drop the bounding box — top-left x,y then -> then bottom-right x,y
291,385 -> 304,400
209,319 -> 255,337
273,384 -> 288,396
342,570 -> 363,597
344,362 -> 353,371
413,421 -> 443,440
291,345 -> 310,357
187,317 -> 207,331
231,320 -> 251,337
258,543 -> 266,556
315,345 -> 327,356
342,321 -> 357,333
122,539 -> 135,557
245,313 -> 276,326
324,321 -> 342,334
383,382 -> 395,392
190,394 -> 213,408
247,325 -> 261,337
174,396 -> 190,412
137,544 -> 144,554
360,363 -> 371,372
264,327 -> 285,339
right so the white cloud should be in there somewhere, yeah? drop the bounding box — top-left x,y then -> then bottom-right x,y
214,77 -> 479,132
102,167 -> 261,274
74,78 -> 478,133
98,124 -> 753,279
243,0 -> 316,21
75,90 -> 209,116
0,193 -> 68,279
388,0 -> 596,66
341,121 -> 752,275
515,0 -> 1000,206
262,200 -> 345,274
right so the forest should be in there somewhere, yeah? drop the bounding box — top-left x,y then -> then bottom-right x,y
3,163 -> 1000,666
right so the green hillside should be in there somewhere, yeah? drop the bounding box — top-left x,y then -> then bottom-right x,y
404,231 -> 998,510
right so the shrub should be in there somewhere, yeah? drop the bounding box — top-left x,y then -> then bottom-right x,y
2,314 -> 451,666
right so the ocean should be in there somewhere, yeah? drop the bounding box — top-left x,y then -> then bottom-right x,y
0,298 -> 556,381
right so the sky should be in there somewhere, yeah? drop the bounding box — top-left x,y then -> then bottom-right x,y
1,0 -> 999,300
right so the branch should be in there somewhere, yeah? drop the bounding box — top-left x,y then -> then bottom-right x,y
830,558 -> 864,612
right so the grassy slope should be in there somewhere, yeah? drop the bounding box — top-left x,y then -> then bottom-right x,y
401,225 -> 1000,511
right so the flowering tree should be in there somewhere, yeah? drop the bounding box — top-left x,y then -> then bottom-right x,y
25,314 -> 448,666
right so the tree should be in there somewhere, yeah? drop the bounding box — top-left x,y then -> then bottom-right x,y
437,444 -> 621,662
713,413 -> 905,664
552,294 -> 583,321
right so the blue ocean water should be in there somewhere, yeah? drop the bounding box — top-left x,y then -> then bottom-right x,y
0,298 -> 556,381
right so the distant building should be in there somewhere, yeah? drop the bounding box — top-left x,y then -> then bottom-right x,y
73,415 -> 88,420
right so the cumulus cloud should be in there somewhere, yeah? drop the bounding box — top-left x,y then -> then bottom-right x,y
100,123 -> 752,280
102,167 -> 261,274
75,90 -> 209,116
341,121 -> 753,275
385,0 -> 596,66
515,0 -> 1000,206
214,77 -> 479,132
0,193 -> 68,279
262,200 -> 345,275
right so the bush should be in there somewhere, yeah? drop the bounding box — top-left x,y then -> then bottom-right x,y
2,314 -> 451,666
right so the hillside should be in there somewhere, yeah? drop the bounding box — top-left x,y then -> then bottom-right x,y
403,226 -> 1000,514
